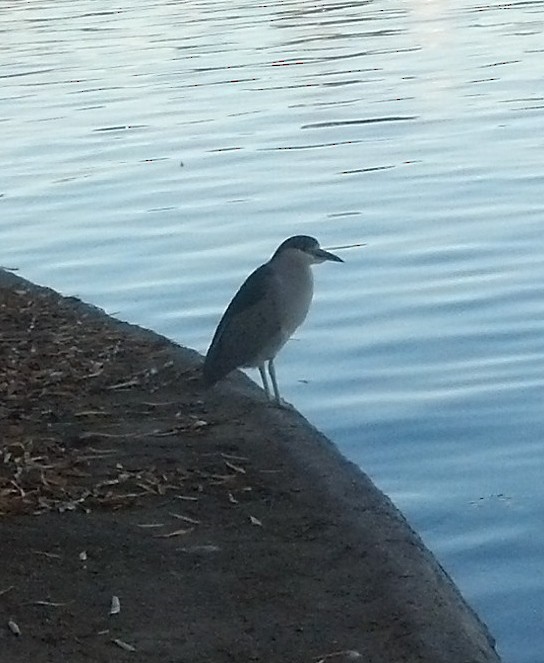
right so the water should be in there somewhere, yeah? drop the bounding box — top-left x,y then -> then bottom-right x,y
2,1 -> 544,660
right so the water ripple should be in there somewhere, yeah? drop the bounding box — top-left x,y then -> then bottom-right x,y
301,116 -> 417,129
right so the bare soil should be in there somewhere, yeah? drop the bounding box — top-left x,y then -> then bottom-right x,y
0,272 -> 501,663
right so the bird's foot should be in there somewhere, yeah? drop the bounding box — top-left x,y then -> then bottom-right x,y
268,397 -> 296,411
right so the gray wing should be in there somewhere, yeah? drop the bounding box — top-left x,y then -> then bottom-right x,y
203,263 -> 282,385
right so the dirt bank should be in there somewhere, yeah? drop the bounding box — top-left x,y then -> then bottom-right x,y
0,269 -> 501,663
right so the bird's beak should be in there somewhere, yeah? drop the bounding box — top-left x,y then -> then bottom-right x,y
314,248 -> 344,263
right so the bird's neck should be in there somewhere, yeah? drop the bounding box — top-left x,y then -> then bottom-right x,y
271,253 -> 314,333
273,252 -> 314,286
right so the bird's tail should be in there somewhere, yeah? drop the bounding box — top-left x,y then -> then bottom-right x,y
202,350 -> 228,388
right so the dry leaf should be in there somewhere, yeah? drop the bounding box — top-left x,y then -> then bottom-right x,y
33,600 -> 69,607
112,637 -> 136,652
8,619 -> 21,636
169,513 -> 200,524
32,550 -> 61,559
107,378 -> 140,390
154,527 -> 194,538
224,460 -> 246,474
110,595 -> 121,615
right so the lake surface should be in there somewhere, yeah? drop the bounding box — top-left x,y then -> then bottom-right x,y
2,0 -> 544,660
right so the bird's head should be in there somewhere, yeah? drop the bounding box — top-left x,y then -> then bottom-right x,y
272,235 -> 343,265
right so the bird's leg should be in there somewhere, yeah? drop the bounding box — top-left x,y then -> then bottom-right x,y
258,364 -> 271,400
267,359 -> 281,404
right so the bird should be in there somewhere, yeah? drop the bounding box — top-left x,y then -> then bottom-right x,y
203,235 -> 343,404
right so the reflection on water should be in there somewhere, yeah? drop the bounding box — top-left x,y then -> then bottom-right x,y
2,1 -> 544,661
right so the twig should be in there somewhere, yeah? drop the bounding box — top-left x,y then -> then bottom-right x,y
169,513 -> 200,524
106,378 -> 140,390
112,637 -> 136,652
153,527 -> 194,538
32,600 -> 71,607
32,550 -> 62,559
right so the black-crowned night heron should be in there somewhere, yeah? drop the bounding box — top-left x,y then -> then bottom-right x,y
203,235 -> 343,404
